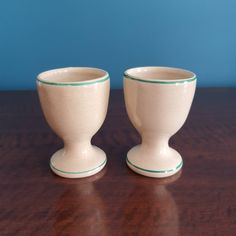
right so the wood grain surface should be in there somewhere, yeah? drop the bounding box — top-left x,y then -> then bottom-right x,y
0,89 -> 236,236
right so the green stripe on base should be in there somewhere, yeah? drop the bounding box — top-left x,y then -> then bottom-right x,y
50,159 -> 106,174
126,158 -> 183,173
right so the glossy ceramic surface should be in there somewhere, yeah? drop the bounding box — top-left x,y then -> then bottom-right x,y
37,67 -> 110,178
124,67 -> 196,178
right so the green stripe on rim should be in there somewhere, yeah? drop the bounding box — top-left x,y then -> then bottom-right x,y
124,73 -> 196,84
126,158 -> 183,173
37,75 -> 109,86
50,159 -> 107,174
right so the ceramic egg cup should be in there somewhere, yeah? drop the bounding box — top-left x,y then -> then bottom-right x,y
37,67 -> 110,178
124,67 -> 196,178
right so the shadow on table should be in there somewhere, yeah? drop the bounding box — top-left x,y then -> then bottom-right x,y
50,166 -> 181,236
50,167 -> 110,236
121,171 -> 181,236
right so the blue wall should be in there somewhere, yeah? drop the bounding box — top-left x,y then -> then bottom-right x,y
0,0 -> 236,89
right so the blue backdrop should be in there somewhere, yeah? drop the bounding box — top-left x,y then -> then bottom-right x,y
0,0 -> 236,89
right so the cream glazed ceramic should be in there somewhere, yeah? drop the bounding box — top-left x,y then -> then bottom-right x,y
37,67 -> 110,178
124,67 -> 196,178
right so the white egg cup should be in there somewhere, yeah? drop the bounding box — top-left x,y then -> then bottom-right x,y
124,67 -> 196,178
37,67 -> 110,178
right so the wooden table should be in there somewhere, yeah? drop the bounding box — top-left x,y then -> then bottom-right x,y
0,89 -> 236,236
